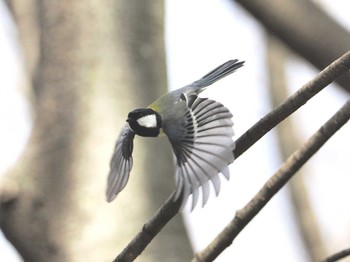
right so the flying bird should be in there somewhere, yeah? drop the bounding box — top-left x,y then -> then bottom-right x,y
106,59 -> 244,210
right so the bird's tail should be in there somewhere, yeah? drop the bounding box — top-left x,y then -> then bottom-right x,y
191,59 -> 244,91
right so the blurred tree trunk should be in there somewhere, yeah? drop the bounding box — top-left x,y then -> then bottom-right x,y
234,0 -> 350,93
266,35 -> 327,261
0,1 -> 192,261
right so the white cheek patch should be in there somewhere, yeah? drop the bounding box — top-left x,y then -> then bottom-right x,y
137,114 -> 157,128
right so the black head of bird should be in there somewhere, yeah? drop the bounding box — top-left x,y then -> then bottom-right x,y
127,108 -> 162,137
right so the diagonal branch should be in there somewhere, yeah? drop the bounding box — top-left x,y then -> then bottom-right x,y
234,50 -> 350,158
193,99 -> 350,261
320,247 -> 350,262
114,192 -> 182,262
113,51 -> 350,261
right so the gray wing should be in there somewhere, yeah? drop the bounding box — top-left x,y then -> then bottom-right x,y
106,124 -> 135,202
166,94 -> 235,210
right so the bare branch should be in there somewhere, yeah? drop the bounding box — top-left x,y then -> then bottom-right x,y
113,193 -> 182,262
113,51 -> 350,261
234,50 -> 350,158
193,99 -> 350,261
320,247 -> 350,262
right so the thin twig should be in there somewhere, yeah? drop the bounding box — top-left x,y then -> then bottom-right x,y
320,247 -> 350,262
113,51 -> 350,261
193,100 -> 350,261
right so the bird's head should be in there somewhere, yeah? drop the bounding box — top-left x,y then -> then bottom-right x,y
127,108 -> 162,137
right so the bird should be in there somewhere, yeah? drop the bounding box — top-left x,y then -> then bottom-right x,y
106,59 -> 244,210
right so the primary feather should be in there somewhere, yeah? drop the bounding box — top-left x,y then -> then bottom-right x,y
166,94 -> 235,210
106,125 -> 135,202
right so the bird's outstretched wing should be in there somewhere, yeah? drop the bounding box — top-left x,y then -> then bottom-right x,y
106,124 -> 135,202
167,93 -> 235,210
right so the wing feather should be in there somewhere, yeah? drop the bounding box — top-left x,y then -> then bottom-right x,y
106,124 -> 135,202
168,95 -> 235,210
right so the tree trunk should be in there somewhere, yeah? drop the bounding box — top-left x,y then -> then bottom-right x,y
0,1 -> 192,261
266,35 -> 327,261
